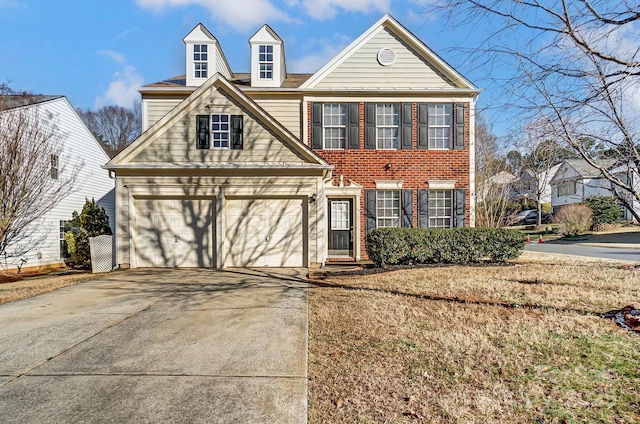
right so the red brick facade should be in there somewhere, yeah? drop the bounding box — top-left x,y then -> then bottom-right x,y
308,102 -> 471,258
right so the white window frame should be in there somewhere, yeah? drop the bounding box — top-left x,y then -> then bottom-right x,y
376,190 -> 400,228
50,154 -> 59,180
60,220 -> 70,259
557,181 -> 576,197
330,201 -> 350,230
428,190 -> 453,228
428,104 -> 452,149
323,104 -> 346,149
376,104 -> 399,150
194,44 -> 208,79
210,113 -> 230,149
258,45 -> 273,80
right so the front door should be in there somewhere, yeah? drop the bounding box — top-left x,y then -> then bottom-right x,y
328,199 -> 353,257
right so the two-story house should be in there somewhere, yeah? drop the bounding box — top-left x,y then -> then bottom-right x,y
106,14 -> 479,268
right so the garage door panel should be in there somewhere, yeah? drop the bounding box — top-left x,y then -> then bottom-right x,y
135,198 -> 214,268
226,198 -> 304,267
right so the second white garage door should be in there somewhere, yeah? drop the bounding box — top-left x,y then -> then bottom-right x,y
225,198 -> 304,267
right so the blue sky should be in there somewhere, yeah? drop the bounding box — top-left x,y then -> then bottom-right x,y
0,0 -> 505,132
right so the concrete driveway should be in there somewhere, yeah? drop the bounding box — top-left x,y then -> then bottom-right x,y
0,268 -> 309,423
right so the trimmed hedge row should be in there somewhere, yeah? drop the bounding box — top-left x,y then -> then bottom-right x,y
365,227 -> 526,267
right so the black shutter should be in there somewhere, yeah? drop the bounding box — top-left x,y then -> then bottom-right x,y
347,102 -> 360,149
401,103 -> 413,150
311,102 -> 323,150
401,189 -> 414,228
454,103 -> 465,150
365,189 -> 377,232
455,189 -> 466,227
417,103 -> 428,150
418,189 -> 429,228
231,115 -> 243,150
196,115 -> 209,149
364,103 -> 376,150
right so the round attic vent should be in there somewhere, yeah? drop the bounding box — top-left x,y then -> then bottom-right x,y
377,48 -> 396,66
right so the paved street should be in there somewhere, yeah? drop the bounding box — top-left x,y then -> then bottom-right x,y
0,268 -> 309,424
525,242 -> 640,262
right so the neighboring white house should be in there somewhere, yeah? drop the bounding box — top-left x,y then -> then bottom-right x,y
476,170 -> 517,203
1,95 -> 115,271
550,158 -> 639,221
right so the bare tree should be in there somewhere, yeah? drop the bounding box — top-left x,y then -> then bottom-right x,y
430,0 -> 640,221
0,87 -> 80,264
77,101 -> 141,158
475,114 -> 519,227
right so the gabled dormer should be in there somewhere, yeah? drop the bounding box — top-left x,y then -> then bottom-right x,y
184,24 -> 232,87
249,25 -> 286,88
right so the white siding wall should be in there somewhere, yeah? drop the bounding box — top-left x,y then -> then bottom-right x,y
316,27 -> 457,89
2,98 -> 114,270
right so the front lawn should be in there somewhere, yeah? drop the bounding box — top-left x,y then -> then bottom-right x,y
308,253 -> 640,423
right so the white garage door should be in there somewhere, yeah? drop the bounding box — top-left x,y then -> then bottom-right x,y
225,198 -> 304,267
135,198 -> 214,267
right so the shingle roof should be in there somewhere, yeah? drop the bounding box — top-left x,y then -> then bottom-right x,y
143,73 -> 313,89
0,95 -> 63,110
565,158 -> 617,177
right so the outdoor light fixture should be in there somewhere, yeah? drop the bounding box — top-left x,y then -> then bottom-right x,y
309,194 -> 317,204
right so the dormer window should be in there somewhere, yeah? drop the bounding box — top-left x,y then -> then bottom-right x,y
259,45 -> 273,80
194,44 -> 208,78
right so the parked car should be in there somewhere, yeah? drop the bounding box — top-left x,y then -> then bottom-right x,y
514,209 -> 552,225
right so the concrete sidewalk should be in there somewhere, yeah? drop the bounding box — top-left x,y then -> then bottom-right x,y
0,268 -> 308,423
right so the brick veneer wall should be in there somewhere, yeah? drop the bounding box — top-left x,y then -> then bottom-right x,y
308,102 -> 471,258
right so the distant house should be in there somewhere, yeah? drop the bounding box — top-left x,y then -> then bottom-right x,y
550,159 -> 639,221
514,164 -> 561,205
476,171 -> 517,203
106,14 -> 479,268
1,95 -> 115,271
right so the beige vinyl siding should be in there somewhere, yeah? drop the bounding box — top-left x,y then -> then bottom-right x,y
145,99 -> 182,130
252,97 -> 302,138
132,89 -> 306,163
316,27 -> 457,90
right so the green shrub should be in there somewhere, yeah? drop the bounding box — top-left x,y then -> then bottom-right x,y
584,196 -> 622,226
65,199 -> 112,268
365,227 -> 526,267
553,204 -> 593,235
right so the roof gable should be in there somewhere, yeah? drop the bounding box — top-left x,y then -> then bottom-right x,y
249,24 -> 282,44
108,73 -> 329,169
301,14 -> 478,91
183,23 -> 216,43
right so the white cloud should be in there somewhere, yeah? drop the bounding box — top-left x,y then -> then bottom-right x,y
292,0 -> 392,20
288,34 -> 351,73
136,0 -> 292,32
95,66 -> 144,108
98,49 -> 126,65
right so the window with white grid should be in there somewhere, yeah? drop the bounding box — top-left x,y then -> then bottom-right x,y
428,104 -> 451,149
259,45 -> 273,80
330,201 -> 350,230
376,104 -> 399,149
323,104 -> 346,149
428,190 -> 452,228
194,44 -> 208,78
376,190 -> 400,228
211,114 -> 229,148
60,220 -> 70,259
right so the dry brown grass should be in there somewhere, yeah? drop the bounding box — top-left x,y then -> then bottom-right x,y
308,253 -> 640,423
0,272 -> 100,304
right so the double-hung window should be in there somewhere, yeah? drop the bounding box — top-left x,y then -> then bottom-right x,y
211,114 -> 229,148
376,190 -> 400,228
259,45 -> 273,80
59,220 -> 70,259
376,104 -> 399,149
428,190 -> 452,228
194,44 -> 208,79
428,104 -> 451,149
50,154 -> 59,180
557,181 -> 576,196
323,104 -> 346,149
